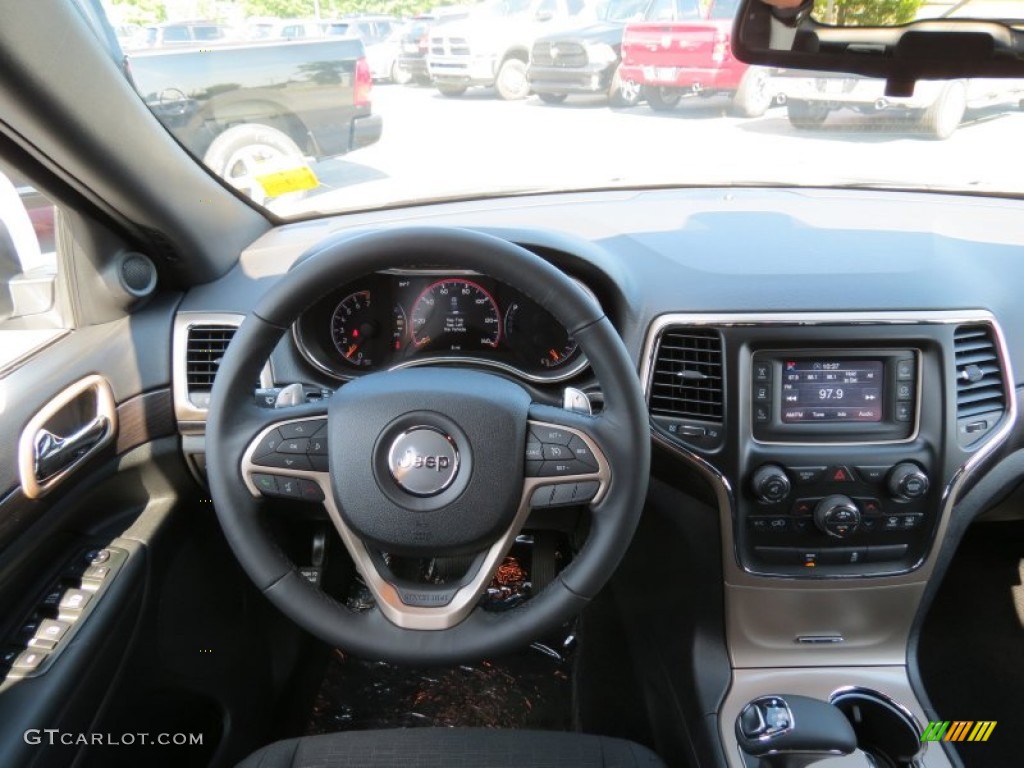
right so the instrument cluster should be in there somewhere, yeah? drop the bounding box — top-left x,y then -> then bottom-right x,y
293,271 -> 590,382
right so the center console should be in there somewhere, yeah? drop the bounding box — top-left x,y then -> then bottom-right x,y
743,348 -> 930,577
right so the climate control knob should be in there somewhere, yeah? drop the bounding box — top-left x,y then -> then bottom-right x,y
887,462 -> 930,501
751,464 -> 791,505
814,495 -> 861,539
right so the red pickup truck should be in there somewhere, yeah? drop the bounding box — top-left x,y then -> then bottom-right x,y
619,0 -> 773,116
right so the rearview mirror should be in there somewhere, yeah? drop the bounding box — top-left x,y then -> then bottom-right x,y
732,0 -> 1024,96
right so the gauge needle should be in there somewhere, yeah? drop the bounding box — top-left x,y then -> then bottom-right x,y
345,342 -> 361,359
549,349 -> 560,361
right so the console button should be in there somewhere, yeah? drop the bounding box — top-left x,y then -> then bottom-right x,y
754,404 -> 771,423
12,650 -> 48,671
791,498 -> 817,516
753,384 -> 771,402
822,547 -> 867,566
854,497 -> 883,515
882,515 -> 903,530
766,517 -> 790,533
748,517 -> 772,532
895,403 -> 913,422
790,466 -> 826,484
901,513 -> 924,530
58,589 -> 91,615
855,466 -> 890,484
825,466 -> 855,483
895,382 -> 914,401
753,546 -> 796,565
896,359 -> 915,381
859,516 -> 879,532
867,544 -> 909,563
754,362 -> 772,382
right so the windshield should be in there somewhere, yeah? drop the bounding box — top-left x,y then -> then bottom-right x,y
104,0 -> 1024,218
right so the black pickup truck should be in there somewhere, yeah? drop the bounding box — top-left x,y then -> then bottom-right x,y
126,39 -> 383,202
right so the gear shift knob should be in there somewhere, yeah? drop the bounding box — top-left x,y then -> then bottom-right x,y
736,695 -> 857,768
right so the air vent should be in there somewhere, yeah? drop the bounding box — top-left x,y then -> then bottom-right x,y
954,324 -> 1005,443
186,325 -> 237,402
649,327 -> 723,421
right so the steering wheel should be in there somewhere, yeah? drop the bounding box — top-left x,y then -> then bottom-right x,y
206,227 -> 650,664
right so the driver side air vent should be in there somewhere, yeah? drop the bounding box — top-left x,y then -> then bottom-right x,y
954,324 -> 1005,444
649,327 -> 724,445
186,325 -> 237,406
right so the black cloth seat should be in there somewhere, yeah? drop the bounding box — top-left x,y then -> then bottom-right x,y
238,728 -> 666,768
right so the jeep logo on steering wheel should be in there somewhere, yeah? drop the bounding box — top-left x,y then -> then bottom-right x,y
387,426 -> 460,497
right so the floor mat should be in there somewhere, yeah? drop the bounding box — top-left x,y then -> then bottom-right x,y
306,642 -> 574,735
917,521 -> 1024,767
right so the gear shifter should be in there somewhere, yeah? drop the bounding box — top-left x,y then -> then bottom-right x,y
736,695 -> 857,768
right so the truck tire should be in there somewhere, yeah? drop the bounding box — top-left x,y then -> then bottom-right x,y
646,86 -> 681,112
203,124 -> 309,206
732,66 -> 772,118
787,100 -> 830,129
437,84 -> 467,97
391,60 -> 412,85
920,81 -> 966,140
537,93 -> 567,104
495,58 -> 530,101
608,64 -> 642,108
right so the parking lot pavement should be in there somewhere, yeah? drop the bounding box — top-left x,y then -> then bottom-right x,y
273,82 -> 1024,217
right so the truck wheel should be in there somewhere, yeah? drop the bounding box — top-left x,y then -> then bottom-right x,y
733,66 -> 772,117
920,81 -> 966,140
537,93 -> 567,104
495,58 -> 530,100
437,84 -> 467,97
391,60 -> 412,85
646,86 -> 681,112
608,65 -> 642,108
203,124 -> 310,206
787,100 -> 830,129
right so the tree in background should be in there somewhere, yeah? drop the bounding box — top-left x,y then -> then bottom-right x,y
813,0 -> 924,26
108,0 -> 168,24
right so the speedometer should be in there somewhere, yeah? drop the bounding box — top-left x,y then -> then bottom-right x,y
408,279 -> 501,352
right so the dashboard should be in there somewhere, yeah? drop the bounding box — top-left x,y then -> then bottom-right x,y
173,186 -> 1024,768
291,270 -> 588,382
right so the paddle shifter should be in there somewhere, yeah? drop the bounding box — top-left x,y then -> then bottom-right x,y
735,695 -> 857,768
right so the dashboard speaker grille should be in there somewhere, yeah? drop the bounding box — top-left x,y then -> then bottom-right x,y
954,324 -> 1005,420
649,327 -> 723,421
186,325 -> 237,395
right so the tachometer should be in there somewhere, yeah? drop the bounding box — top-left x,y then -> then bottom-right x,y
504,301 -> 579,369
408,279 -> 501,352
330,290 -> 405,368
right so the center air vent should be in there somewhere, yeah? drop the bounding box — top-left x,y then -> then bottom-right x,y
186,325 -> 237,406
954,324 -> 1005,443
649,327 -> 724,423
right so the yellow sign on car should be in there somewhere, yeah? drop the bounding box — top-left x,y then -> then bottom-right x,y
254,165 -> 320,198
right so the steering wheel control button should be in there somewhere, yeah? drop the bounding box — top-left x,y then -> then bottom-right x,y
542,443 -> 572,461
530,426 -> 573,445
260,453 -> 312,471
387,426 -> 460,497
538,459 -> 584,477
308,435 -> 328,455
279,438 -> 310,454
525,460 -> 543,477
567,436 -> 598,469
308,454 -> 329,472
252,429 -> 284,458
525,442 -> 543,461
253,474 -> 279,495
279,421 -> 324,439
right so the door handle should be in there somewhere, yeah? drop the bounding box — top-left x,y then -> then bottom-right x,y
18,374 -> 117,499
34,415 -> 110,482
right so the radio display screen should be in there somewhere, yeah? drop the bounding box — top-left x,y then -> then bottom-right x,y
781,360 -> 884,423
